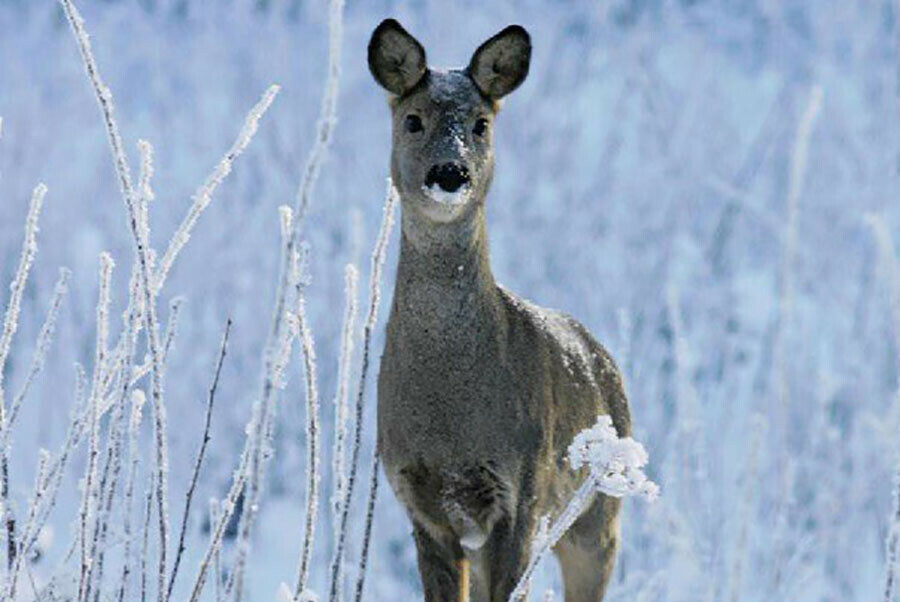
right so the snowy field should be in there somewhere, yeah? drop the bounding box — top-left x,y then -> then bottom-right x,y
0,0 -> 899,600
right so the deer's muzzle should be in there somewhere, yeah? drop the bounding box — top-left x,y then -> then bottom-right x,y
425,163 -> 471,193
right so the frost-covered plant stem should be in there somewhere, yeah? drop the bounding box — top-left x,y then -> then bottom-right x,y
90,381 -> 130,602
14,366 -> 88,601
225,212 -> 298,601
0,183 -> 46,430
294,295 -> 321,598
508,478 -> 596,602
6,449 -> 49,600
59,3 -> 173,600
198,207 -> 294,602
3,269 -> 70,599
141,472 -> 155,602
1,267 -> 69,590
154,86 -> 280,291
509,415 -> 657,602
188,449 -> 249,602
354,453 -> 379,602
117,391 -> 146,602
4,268 -> 70,437
0,183 -> 47,572
330,265 -> 359,602
329,181 -> 398,602
209,499 -> 222,602
90,260 -> 147,602
101,79 -> 275,405
78,253 -> 115,602
227,0 -> 344,592
166,318 -> 231,602
98,295 -> 180,423
291,0 -> 345,235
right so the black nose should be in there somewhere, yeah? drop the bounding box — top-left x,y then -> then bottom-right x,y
425,163 -> 470,193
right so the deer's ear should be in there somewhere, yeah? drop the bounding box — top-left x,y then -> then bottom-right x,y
368,19 -> 427,96
467,25 -> 531,100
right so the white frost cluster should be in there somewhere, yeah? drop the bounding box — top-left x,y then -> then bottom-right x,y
568,415 -> 659,501
422,182 -> 470,206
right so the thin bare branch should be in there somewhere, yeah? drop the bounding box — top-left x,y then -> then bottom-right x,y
166,318 -> 232,602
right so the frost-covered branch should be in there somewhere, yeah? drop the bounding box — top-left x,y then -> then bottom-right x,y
329,180 -> 398,602
294,295 -> 321,598
77,252 -> 115,602
4,268 -> 71,433
209,499 -> 222,602
0,183 -> 47,573
6,448 -> 50,600
291,0 -> 344,235
508,415 -> 658,602
330,264 -> 359,602
137,139 -> 155,237
225,0 -> 344,593
2,267 -> 70,598
187,447 -> 249,602
154,86 -> 280,292
0,183 -> 46,427
59,3 -> 173,597
117,390 -> 146,602
353,453 -> 379,602
17,365 -> 88,597
140,471 -> 155,602
225,206 -> 299,601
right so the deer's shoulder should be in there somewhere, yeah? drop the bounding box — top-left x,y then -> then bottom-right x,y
496,285 -> 632,437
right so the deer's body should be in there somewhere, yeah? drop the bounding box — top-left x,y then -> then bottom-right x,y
370,21 -> 631,602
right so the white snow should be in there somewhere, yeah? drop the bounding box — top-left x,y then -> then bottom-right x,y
422,182 -> 471,206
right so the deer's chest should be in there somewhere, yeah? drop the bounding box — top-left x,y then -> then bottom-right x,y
377,322 -> 544,465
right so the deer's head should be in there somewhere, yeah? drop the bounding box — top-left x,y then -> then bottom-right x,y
369,19 -> 531,225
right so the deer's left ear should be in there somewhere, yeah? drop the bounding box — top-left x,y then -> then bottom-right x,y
467,25 -> 531,100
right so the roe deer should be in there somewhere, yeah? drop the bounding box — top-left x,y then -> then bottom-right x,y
370,19 -> 632,602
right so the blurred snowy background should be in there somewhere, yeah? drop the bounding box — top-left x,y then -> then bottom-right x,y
1,0 -> 899,600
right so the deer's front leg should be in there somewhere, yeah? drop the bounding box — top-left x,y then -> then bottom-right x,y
486,515 -> 535,602
413,521 -> 465,602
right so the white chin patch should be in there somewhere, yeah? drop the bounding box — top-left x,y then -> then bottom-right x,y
422,183 -> 471,206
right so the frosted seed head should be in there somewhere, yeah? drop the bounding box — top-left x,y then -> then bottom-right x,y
568,415 -> 658,501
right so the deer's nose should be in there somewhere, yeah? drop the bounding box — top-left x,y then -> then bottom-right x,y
425,163 -> 470,193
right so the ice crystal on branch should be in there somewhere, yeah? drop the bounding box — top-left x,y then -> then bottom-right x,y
568,415 -> 659,501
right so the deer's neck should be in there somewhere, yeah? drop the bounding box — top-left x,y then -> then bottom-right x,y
391,205 -> 502,345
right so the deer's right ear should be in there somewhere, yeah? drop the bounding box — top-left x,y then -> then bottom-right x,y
368,19 -> 427,97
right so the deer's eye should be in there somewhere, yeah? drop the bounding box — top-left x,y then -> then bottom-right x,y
405,114 -> 424,133
473,118 -> 489,137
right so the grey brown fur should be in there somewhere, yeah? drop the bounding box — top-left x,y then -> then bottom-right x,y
371,19 -> 631,602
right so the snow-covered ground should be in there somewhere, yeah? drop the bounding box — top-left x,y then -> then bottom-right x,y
0,0 -> 898,600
